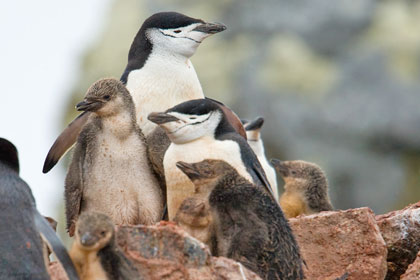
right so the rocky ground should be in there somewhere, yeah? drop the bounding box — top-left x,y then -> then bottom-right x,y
49,202 -> 420,280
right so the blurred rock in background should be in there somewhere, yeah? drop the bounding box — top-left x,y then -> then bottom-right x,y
63,0 -> 420,215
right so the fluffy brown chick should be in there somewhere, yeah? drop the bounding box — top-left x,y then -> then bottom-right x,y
271,159 -> 333,219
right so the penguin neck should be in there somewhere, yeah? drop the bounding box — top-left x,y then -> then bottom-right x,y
125,50 -> 205,136
247,138 -> 264,157
96,110 -> 137,140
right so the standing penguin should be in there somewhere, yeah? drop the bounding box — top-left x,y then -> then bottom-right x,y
176,159 -> 304,280
65,78 -> 162,236
70,211 -> 140,280
242,117 -> 278,200
271,159 -> 333,218
148,98 -> 274,220
43,12 -> 226,173
0,138 -> 79,280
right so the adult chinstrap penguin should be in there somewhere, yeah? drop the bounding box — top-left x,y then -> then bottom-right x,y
148,98 -> 274,220
43,12 -> 226,173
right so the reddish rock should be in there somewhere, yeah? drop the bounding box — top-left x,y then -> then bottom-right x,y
400,250 -> 420,280
117,222 -> 261,280
48,261 -> 68,280
376,202 -> 420,280
289,207 -> 387,280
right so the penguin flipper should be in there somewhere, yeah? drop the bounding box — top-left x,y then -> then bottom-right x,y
42,111 -> 91,173
252,160 -> 276,201
34,211 -> 79,280
65,137 -> 86,236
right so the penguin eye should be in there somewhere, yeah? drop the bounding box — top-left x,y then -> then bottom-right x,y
100,231 -> 106,236
103,95 -> 110,100
174,30 -> 181,34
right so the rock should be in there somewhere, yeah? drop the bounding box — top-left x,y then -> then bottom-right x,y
48,261 -> 68,280
49,222 -> 260,280
289,207 -> 387,280
400,250 -> 420,280
116,221 -> 261,280
376,202 -> 420,280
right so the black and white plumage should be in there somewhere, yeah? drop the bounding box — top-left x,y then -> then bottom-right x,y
43,12 -> 226,173
0,138 -> 79,280
148,98 -> 274,220
242,117 -> 279,200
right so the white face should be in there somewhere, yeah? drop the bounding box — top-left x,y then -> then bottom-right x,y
160,110 -> 221,144
147,23 -> 214,58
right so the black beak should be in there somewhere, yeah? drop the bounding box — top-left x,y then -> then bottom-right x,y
270,158 -> 289,177
192,22 -> 226,34
245,117 -> 264,131
80,232 -> 97,247
148,112 -> 179,124
176,161 -> 201,180
76,99 -> 102,112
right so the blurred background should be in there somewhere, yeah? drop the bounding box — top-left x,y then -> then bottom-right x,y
1,0 -> 420,243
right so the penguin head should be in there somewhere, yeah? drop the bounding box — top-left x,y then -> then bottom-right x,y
133,12 -> 226,59
176,159 -> 235,193
75,212 -> 114,251
174,197 -> 210,227
243,117 -> 264,141
271,159 -> 327,191
0,138 -> 19,173
76,78 -> 134,117
148,99 -> 226,144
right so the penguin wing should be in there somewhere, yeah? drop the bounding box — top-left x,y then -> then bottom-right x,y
43,111 -> 91,173
225,133 -> 276,200
34,211 -> 80,280
64,134 -> 88,236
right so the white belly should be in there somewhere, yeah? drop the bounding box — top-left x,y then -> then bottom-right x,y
83,132 -> 162,225
126,58 -> 204,136
163,137 -> 253,220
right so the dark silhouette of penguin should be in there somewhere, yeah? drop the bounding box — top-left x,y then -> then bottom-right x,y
176,159 -> 304,280
0,138 -> 79,280
70,211 -> 140,280
271,159 -> 333,218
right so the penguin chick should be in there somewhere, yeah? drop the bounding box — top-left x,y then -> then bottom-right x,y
271,159 -> 333,219
0,138 -> 78,280
242,117 -> 278,200
70,211 -> 139,280
43,12 -> 226,173
148,98 -> 274,220
176,159 -> 304,280
173,197 -> 215,251
65,78 -> 162,236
